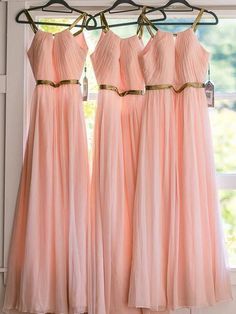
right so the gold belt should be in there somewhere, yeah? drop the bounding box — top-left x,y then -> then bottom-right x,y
99,82 -> 205,96
99,84 -> 144,97
36,79 -> 81,88
146,82 -> 205,93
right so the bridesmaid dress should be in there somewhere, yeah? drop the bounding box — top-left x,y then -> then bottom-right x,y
89,11 -> 152,314
3,11 -> 89,314
129,9 -> 232,312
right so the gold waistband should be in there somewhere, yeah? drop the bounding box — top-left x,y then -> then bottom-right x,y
99,84 -> 144,97
146,82 -> 205,93
99,82 -> 205,96
36,79 -> 81,88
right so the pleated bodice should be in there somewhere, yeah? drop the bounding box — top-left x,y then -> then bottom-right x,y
27,29 -> 88,82
91,30 -> 145,90
140,28 -> 209,88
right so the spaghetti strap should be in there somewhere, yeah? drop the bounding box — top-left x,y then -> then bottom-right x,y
136,6 -> 147,38
137,7 -> 158,39
71,13 -> 87,36
24,9 -> 38,34
100,12 -> 109,33
24,9 -> 86,36
192,8 -> 205,32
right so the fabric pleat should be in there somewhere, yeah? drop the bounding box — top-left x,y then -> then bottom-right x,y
3,29 -> 89,314
89,29 -> 146,314
128,27 -> 232,312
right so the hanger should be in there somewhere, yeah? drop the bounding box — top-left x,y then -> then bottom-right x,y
108,0 -> 152,14
16,0 -> 97,29
86,0 -> 166,30
145,0 -> 218,26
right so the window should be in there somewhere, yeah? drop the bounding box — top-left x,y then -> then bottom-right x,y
199,20 -> 236,267
33,15 -> 236,267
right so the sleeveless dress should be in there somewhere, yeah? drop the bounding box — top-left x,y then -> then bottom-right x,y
3,11 -> 89,314
89,12 -> 148,314
129,10 -> 232,312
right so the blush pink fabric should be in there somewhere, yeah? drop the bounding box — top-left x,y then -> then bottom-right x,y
3,28 -> 89,314
128,22 -> 233,312
89,27 -> 146,314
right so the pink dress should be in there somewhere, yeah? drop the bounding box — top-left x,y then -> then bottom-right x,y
89,14 -> 147,314
129,11 -> 232,312
3,12 -> 89,314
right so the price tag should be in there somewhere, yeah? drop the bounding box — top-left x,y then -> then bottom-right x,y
205,64 -> 215,107
83,65 -> 88,101
205,81 -> 214,107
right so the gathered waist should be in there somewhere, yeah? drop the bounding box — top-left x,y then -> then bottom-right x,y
36,79 -> 81,88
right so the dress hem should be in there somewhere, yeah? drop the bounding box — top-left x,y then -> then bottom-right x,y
2,306 -> 88,314
128,295 -> 234,312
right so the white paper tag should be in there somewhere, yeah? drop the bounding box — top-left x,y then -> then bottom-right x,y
205,80 -> 214,107
83,66 -> 88,101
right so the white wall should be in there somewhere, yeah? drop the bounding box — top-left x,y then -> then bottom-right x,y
0,0 -> 7,308
0,1 -> 235,314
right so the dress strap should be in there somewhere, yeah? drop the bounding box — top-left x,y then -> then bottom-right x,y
137,6 -> 158,39
71,13 -> 87,36
23,9 -> 38,34
100,12 -> 109,33
192,8 -> 205,32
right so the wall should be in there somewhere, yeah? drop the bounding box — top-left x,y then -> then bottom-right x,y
0,0 -> 7,308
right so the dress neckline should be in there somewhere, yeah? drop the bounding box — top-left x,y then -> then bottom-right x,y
135,8 -> 209,55
37,27 -> 84,38
157,26 -> 193,37
97,7 -> 155,42
140,7 -> 206,38
27,27 -> 88,56
105,28 -> 143,42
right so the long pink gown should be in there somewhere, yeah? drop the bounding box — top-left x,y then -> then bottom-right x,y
89,14 -> 148,314
129,11 -> 232,312
3,13 -> 89,314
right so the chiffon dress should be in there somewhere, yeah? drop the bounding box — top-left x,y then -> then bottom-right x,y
3,12 -> 89,314
89,13 -> 148,314
129,10 -> 232,312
